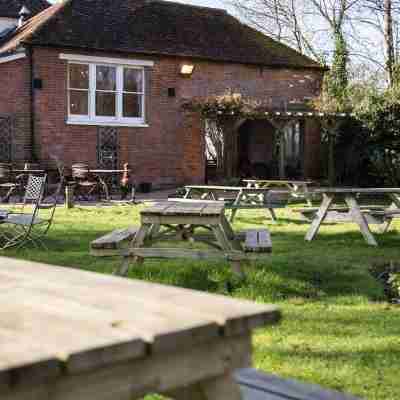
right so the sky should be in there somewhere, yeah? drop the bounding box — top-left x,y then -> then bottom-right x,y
171,0 -> 230,11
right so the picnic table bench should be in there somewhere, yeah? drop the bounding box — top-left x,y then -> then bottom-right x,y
0,257 -> 280,400
183,185 -> 288,222
300,188 -> 400,246
235,369 -> 361,400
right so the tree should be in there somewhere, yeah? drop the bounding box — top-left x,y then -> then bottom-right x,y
351,0 -> 400,86
231,0 -> 361,66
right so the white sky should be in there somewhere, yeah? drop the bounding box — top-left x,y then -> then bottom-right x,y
170,0 -> 231,11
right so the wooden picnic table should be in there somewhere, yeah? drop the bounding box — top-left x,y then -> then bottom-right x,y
243,179 -> 314,206
116,201 -> 271,277
304,187 -> 400,246
0,257 -> 280,400
183,185 -> 286,222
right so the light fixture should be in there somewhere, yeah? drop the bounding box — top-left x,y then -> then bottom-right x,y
180,64 -> 195,76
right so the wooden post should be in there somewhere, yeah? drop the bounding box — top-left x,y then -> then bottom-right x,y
279,128 -> 285,179
65,185 -> 74,209
221,117 -> 240,179
328,131 -> 335,186
322,117 -> 340,186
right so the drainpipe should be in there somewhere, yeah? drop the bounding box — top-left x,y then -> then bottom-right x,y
27,45 -> 36,162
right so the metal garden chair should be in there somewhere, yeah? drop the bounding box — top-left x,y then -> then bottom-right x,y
0,163 -> 24,203
0,174 -> 58,250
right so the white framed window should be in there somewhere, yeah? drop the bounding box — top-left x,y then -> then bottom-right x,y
63,54 -> 153,127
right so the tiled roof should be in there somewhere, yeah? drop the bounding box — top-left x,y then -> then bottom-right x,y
0,0 -> 324,69
0,0 -> 50,19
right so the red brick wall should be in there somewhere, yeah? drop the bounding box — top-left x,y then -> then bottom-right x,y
0,56 -> 32,163
2,46 -> 324,185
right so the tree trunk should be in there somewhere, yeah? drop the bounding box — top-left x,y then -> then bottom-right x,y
384,0 -> 395,86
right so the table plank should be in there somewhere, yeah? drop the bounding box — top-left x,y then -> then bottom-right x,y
243,180 -> 312,185
0,287 -> 147,374
0,270 -> 220,357
143,202 -> 224,217
0,258 -> 280,339
0,330 -> 60,387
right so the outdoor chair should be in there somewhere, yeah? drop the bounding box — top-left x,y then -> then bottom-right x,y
71,163 -> 104,201
0,174 -> 58,250
0,163 -> 23,203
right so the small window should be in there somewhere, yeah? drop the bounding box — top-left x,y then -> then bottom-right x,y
68,63 -> 89,116
122,68 -> 144,118
67,62 -> 146,126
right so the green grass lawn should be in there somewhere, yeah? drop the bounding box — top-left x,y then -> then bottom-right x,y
2,204 -> 400,400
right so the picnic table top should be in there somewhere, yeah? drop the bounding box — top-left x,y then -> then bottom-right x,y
0,257 -> 280,394
142,200 -> 225,216
243,179 -> 313,185
185,185 -> 270,192
88,169 -> 130,173
13,169 -> 45,173
309,187 -> 400,194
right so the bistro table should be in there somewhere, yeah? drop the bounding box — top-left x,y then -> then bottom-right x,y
88,169 -> 133,201
118,200 -> 248,277
304,188 -> 400,246
243,179 -> 314,206
183,185 -> 285,222
0,257 -> 280,400
65,168 -> 133,205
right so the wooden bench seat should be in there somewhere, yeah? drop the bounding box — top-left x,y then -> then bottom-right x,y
293,205 -> 385,214
294,206 -> 389,225
235,368 -> 361,400
244,229 -> 272,253
367,209 -> 400,217
90,227 -> 138,256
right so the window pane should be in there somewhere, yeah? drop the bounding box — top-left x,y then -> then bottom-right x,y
70,90 -> 88,115
124,69 -> 143,92
123,94 -> 142,118
123,94 -> 143,118
69,64 -> 89,89
96,92 -> 116,116
96,66 -> 116,91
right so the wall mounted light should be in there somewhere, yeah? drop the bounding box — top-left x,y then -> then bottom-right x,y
180,64 -> 195,76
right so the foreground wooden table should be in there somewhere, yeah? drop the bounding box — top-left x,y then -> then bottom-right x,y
304,188 -> 400,246
0,257 -> 280,400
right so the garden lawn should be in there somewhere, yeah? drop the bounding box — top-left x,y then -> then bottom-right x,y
2,204 -> 400,400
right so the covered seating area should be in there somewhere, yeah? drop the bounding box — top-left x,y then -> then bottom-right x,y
204,107 -> 349,185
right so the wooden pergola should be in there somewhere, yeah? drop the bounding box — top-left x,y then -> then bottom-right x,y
209,109 -> 351,184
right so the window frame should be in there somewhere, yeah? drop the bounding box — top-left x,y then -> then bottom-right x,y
66,60 -> 147,127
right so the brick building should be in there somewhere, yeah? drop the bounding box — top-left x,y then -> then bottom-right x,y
0,0 -> 326,187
